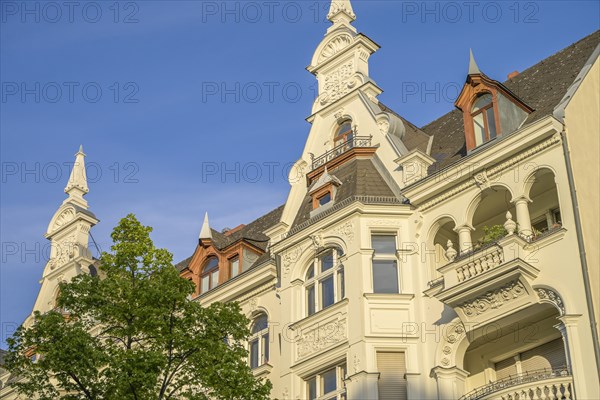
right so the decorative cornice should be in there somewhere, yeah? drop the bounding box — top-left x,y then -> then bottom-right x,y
420,135 -> 561,210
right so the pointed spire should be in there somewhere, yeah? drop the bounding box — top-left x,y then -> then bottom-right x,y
327,0 -> 356,25
64,145 -> 89,208
199,212 -> 213,240
468,49 -> 481,75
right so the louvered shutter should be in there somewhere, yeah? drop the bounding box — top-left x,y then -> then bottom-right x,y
521,339 -> 567,372
377,352 -> 407,400
495,356 -> 518,380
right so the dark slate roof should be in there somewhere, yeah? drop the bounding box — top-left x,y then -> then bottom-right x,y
423,30 -> 600,171
292,158 -> 398,229
175,205 -> 284,272
378,102 -> 432,153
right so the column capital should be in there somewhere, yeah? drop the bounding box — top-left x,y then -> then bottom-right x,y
558,314 -> 583,327
512,195 -> 532,204
431,366 -> 469,380
453,224 -> 474,234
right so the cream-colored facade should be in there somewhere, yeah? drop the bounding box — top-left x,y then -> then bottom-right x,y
2,1 -> 599,399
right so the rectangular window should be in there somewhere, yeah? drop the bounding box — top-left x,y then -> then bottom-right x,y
230,257 -> 240,278
321,275 -> 335,309
306,364 -> 346,400
373,260 -> 399,293
372,234 -> 399,294
201,276 -> 209,293
486,107 -> 497,139
250,339 -> 259,369
377,352 -> 407,400
318,192 -> 332,206
262,333 -> 269,364
372,235 -> 397,255
211,270 -> 219,288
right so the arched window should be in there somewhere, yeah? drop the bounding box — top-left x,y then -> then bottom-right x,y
200,257 -> 219,293
249,313 -> 269,369
334,121 -> 353,149
305,248 -> 345,316
471,93 -> 497,147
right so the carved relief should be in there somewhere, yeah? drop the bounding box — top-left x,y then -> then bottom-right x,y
536,288 -> 565,315
473,169 -> 491,190
331,221 -> 354,244
377,119 -> 390,135
53,208 -> 75,230
320,61 -> 359,105
282,246 -> 304,278
460,280 -> 526,317
49,234 -> 78,269
297,318 -> 347,358
318,34 -> 353,64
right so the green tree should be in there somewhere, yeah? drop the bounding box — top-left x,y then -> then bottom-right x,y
5,214 -> 271,400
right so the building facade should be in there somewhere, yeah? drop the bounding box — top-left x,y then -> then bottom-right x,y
2,1 -> 599,399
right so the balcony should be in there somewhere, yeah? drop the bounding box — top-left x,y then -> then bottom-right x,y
308,136 -> 375,177
459,368 -> 573,400
427,234 -> 543,326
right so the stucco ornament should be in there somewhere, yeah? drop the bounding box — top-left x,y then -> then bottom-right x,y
318,34 -> 353,64
330,221 -> 354,244
536,287 -> 565,315
53,208 -> 76,231
282,246 -> 304,278
320,61 -> 360,106
297,318 -> 347,358
461,280 -> 526,316
473,169 -> 491,190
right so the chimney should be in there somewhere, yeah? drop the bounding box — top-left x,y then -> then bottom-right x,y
508,71 -> 520,80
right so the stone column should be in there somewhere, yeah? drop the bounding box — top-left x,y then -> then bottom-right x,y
556,314 -> 599,400
432,366 -> 469,400
513,196 -> 532,238
455,225 -> 473,254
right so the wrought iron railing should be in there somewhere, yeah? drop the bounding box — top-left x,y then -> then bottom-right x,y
311,136 -> 373,170
459,367 -> 572,400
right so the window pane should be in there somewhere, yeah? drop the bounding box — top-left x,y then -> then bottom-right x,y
336,122 -> 352,137
321,251 -> 334,272
472,93 -> 492,112
321,275 -> 335,309
204,257 -> 219,273
308,377 -> 317,400
373,260 -> 399,293
250,339 -> 259,369
307,285 -> 315,316
306,264 -> 314,280
319,192 -> 332,206
486,107 -> 497,139
230,258 -> 239,278
322,368 -> 337,394
211,270 -> 219,288
252,314 -> 268,333
201,276 -> 209,293
262,333 -> 269,363
473,113 -> 485,147
372,235 -> 396,254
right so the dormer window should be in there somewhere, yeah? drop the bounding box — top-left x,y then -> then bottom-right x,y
471,93 -> 498,146
455,51 -> 533,152
200,256 -> 219,293
317,191 -> 332,207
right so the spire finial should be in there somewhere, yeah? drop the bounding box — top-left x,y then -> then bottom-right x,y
327,0 -> 355,25
199,212 -> 213,240
469,49 -> 481,75
64,145 -> 89,208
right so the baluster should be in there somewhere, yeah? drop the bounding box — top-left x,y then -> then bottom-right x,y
468,262 -> 476,278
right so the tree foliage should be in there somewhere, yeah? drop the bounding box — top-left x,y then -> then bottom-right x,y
5,214 -> 271,400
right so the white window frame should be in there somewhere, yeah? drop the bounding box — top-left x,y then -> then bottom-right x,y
305,248 -> 345,317
306,363 -> 347,400
249,313 -> 269,369
370,233 -> 400,294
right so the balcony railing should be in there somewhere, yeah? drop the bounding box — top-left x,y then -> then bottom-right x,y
459,367 -> 572,400
311,136 -> 372,170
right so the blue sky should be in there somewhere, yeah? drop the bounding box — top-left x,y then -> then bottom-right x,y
1,0 -> 598,346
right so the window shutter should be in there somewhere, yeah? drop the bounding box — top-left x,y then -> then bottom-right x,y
377,352 -> 407,400
521,338 -> 567,372
495,356 -> 518,380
